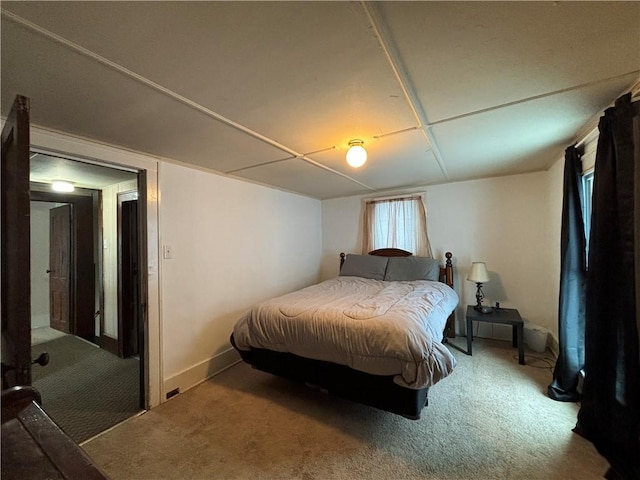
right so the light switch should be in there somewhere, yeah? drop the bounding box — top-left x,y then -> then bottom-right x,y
163,245 -> 173,259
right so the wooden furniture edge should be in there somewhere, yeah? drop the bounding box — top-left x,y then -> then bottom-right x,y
369,248 -> 412,257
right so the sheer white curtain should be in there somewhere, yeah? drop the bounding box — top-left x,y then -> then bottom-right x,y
362,195 -> 433,257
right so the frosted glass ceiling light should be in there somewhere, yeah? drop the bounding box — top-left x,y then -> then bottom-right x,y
52,180 -> 75,192
346,139 -> 367,168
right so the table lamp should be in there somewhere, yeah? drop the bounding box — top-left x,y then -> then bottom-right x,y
467,262 -> 492,313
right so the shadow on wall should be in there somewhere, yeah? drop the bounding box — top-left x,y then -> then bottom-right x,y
482,271 -> 508,307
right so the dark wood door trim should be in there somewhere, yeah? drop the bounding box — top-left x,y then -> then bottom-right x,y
1,95 -> 31,388
97,190 -> 105,349
117,190 -> 139,358
136,171 -> 148,409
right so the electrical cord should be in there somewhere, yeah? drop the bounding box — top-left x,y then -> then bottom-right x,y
467,321 -> 556,373
514,353 -> 555,373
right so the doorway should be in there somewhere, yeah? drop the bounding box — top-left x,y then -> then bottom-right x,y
118,191 -> 140,358
29,153 -> 145,442
3,98 -> 160,424
49,204 -> 72,334
30,187 -> 96,344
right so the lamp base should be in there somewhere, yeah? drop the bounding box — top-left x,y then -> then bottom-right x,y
474,305 -> 494,314
474,283 -> 493,314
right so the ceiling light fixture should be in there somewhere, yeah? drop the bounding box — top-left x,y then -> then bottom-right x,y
51,180 -> 75,193
346,139 -> 367,168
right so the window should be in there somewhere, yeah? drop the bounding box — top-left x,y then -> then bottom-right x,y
582,170 -> 594,259
362,195 -> 432,257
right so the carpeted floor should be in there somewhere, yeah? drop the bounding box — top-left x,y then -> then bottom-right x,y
32,335 -> 142,443
31,325 -> 68,346
82,338 -> 610,479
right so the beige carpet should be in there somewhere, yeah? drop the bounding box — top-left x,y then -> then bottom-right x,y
83,338 -> 609,479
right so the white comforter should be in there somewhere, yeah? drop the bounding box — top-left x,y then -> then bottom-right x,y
232,277 -> 459,389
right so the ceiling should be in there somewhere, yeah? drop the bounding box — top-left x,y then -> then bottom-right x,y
29,153 -> 137,190
2,2 -> 639,199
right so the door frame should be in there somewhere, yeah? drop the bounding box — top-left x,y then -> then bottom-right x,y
31,187 -> 96,342
27,127 -> 161,410
117,190 -> 139,358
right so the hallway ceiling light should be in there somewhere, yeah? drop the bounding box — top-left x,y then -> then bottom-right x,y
346,140 -> 367,168
52,180 -> 75,192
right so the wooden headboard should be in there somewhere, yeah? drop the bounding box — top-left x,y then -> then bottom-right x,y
368,248 -> 412,257
339,249 -> 456,339
339,249 -> 454,289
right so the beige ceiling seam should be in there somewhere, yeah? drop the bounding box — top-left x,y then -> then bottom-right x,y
1,9 -> 377,193
373,126 -> 419,140
226,156 -> 295,174
429,70 -> 640,127
227,146 -> 339,175
361,2 -> 450,181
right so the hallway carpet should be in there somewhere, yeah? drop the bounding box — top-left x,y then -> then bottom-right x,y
32,335 -> 141,443
31,325 -> 68,346
82,338 -> 609,479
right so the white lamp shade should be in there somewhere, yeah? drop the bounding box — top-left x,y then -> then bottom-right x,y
346,144 -> 367,168
467,262 -> 490,283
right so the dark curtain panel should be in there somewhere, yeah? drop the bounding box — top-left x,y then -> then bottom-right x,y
547,146 -> 586,402
575,93 -> 640,479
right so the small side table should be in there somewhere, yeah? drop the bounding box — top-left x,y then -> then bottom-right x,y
466,305 -> 524,365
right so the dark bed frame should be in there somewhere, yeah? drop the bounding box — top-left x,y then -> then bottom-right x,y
230,249 -> 455,420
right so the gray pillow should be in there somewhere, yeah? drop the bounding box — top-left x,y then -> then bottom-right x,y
384,256 -> 440,282
340,254 -> 388,280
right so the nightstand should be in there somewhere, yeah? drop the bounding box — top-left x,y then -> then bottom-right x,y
466,305 -> 524,365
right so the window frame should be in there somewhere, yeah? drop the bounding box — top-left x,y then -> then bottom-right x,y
582,169 -> 594,262
362,194 -> 432,257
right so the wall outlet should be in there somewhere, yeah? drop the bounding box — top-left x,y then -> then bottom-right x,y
163,245 -> 172,259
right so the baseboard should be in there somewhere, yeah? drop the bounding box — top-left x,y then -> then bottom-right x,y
31,315 -> 51,329
101,335 -> 119,356
163,348 -> 241,401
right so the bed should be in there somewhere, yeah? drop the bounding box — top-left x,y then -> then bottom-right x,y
230,249 -> 458,419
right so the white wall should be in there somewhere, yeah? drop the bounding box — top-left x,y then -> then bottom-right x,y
322,171 -> 557,340
545,157 -> 565,344
30,201 -> 55,329
159,162 -> 322,396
